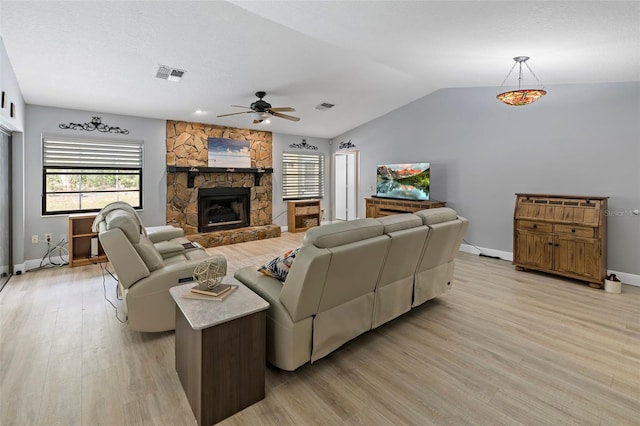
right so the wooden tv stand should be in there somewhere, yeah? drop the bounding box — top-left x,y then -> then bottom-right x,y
365,197 -> 446,218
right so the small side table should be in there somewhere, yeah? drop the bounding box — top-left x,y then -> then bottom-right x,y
170,276 -> 269,425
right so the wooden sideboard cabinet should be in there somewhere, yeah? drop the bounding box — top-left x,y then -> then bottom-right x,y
513,193 -> 608,286
365,197 -> 446,218
287,200 -> 321,233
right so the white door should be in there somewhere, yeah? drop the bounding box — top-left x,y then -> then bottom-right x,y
334,151 -> 358,221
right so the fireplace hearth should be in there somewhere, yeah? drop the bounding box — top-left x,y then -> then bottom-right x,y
198,187 -> 250,233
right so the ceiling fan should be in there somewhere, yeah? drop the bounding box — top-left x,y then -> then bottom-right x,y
217,91 -> 300,124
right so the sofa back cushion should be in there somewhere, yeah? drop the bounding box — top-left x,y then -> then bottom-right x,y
105,209 -> 164,272
415,208 -> 467,271
304,218 -> 383,248
279,244 -> 331,322
280,219 -> 386,322
414,207 -> 458,226
376,213 -> 423,233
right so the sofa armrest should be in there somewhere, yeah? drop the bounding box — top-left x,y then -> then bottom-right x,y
146,225 -> 184,243
235,267 -> 285,310
235,266 -> 313,370
127,255 -> 227,299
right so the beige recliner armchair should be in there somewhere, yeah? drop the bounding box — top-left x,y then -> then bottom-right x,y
93,204 -> 226,332
92,201 -> 187,258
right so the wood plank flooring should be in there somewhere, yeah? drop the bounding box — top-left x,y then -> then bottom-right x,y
1,232 -> 638,425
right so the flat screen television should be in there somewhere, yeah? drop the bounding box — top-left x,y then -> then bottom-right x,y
376,162 -> 430,201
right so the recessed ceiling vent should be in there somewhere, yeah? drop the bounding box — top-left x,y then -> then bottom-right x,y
155,65 -> 185,82
315,102 -> 335,111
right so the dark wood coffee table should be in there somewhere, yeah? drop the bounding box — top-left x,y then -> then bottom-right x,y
170,276 -> 269,425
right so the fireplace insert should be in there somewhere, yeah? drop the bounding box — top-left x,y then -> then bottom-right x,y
198,187 -> 250,233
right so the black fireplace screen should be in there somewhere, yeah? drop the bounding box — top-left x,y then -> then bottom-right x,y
198,187 -> 250,233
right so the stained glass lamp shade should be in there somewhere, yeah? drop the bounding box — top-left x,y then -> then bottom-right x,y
497,56 -> 546,106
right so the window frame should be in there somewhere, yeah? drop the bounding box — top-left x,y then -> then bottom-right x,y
282,151 -> 325,200
42,135 -> 144,216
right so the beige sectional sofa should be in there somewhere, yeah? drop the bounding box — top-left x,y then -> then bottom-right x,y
234,207 -> 468,371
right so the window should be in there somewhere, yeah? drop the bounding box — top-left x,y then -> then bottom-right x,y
282,152 -> 324,200
42,136 -> 143,215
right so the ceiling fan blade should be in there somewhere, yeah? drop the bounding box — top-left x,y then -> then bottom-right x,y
231,105 -> 251,109
269,107 -> 295,112
216,111 -> 252,117
271,111 -> 300,122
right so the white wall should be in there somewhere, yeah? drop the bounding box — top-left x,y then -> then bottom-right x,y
0,37 -> 24,132
271,134 -> 332,229
21,105 -> 166,268
332,82 -> 640,277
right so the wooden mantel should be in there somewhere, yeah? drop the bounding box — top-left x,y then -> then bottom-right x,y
166,166 -> 274,188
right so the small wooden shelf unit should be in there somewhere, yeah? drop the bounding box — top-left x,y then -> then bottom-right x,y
513,193 -> 608,286
365,197 -> 446,218
287,200 -> 321,233
68,213 -> 106,267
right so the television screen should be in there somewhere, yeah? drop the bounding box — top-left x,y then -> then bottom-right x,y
376,162 -> 430,201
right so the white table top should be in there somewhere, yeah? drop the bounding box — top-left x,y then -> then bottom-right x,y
169,275 -> 269,330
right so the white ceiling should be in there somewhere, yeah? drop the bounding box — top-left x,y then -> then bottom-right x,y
1,1 -> 639,139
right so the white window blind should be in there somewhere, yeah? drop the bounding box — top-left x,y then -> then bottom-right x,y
42,136 -> 143,214
43,137 -> 143,168
282,152 -> 324,200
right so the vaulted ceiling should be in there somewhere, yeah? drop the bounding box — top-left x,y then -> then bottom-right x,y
1,1 -> 638,138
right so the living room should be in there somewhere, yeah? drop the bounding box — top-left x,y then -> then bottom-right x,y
1,1 -> 639,425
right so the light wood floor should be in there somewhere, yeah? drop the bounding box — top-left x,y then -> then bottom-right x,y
1,232 -> 638,425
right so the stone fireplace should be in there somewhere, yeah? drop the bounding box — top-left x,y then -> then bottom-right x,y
198,187 -> 250,233
166,121 -> 280,247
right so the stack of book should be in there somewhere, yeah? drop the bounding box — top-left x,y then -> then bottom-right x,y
184,283 -> 237,301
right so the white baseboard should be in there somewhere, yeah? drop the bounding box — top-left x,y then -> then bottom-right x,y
282,220 -> 332,234
459,244 -> 639,287
460,244 -> 513,262
607,270 -> 640,287
22,255 -> 69,273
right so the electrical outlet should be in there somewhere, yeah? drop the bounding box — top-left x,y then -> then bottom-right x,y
45,233 -> 52,242
32,235 -> 38,244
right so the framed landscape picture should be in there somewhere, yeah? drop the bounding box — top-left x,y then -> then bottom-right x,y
208,137 -> 251,168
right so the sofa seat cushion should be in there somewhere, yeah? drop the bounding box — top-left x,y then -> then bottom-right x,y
163,248 -> 212,266
304,218 -> 383,248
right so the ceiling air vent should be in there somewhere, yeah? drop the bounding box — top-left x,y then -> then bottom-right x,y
315,102 -> 335,111
155,65 -> 186,82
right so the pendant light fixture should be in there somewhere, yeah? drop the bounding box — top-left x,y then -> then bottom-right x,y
496,56 -> 546,106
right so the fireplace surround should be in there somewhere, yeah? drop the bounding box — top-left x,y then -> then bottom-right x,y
166,121 -> 280,248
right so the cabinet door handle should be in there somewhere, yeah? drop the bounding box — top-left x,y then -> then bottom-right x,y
548,242 -> 553,246
555,243 -> 559,247
571,229 -> 576,233
532,224 -> 537,228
